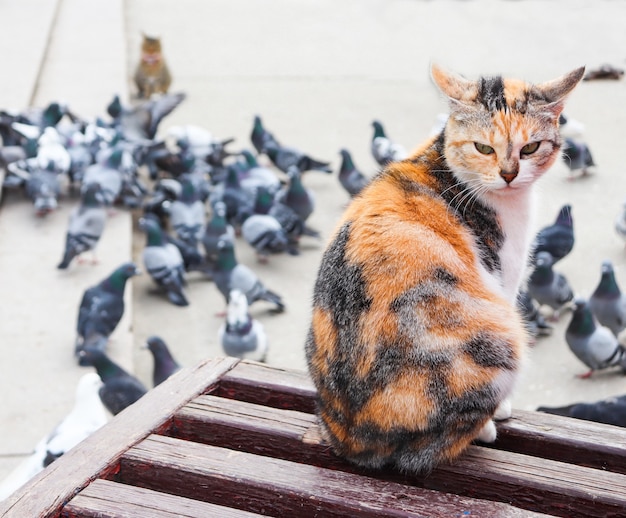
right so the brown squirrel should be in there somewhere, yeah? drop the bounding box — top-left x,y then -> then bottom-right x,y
134,34 -> 172,98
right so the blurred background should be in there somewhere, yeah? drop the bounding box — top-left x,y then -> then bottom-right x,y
1,0 -> 626,489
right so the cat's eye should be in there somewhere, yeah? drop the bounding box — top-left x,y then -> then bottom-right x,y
474,143 -> 495,155
520,142 -> 540,155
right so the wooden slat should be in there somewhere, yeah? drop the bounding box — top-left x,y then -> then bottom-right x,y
0,356 -> 240,518
119,434 -> 548,518
218,361 -> 626,474
216,359 -> 317,413
168,395 -> 626,518
61,478 -> 265,518
493,409 -> 626,474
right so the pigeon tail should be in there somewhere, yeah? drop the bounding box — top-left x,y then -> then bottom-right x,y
57,252 -> 75,269
167,290 -> 189,307
262,290 -> 285,313
536,404 -> 575,417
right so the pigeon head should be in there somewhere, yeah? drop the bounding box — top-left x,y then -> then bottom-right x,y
535,251 -> 555,269
210,201 -> 227,221
146,335 -> 169,354
100,262 -> 141,293
240,149 -> 258,167
180,177 -> 198,203
106,148 -> 125,169
76,372 -> 104,396
372,120 -> 386,139
107,95 -> 122,119
568,298 -> 597,336
78,347 -> 127,381
43,101 -> 65,126
339,149 -> 355,173
77,346 -> 107,368
594,260 -> 621,297
254,186 -> 274,214
139,215 -> 168,246
556,204 -> 573,227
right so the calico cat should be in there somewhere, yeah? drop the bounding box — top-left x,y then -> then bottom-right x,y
305,65 -> 584,475
134,34 -> 172,99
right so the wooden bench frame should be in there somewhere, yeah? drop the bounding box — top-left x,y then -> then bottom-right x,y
2,357 -> 626,517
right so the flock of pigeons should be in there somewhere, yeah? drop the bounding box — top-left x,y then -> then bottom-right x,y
0,93 -> 398,498
0,93 -> 623,498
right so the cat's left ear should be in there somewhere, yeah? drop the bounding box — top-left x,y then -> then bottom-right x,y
534,67 -> 585,117
430,64 -> 478,105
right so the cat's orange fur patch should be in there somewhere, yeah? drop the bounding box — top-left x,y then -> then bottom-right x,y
355,372 -> 434,432
309,308 -> 337,376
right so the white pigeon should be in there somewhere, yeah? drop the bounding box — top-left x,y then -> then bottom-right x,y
218,289 -> 268,362
371,120 -> 407,167
35,127 -> 71,175
0,373 -> 108,501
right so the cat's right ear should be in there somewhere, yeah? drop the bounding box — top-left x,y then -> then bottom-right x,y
430,64 -> 478,105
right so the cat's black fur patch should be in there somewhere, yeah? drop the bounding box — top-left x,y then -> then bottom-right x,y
478,76 -> 507,112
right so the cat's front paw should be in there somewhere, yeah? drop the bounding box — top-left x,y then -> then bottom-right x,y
493,399 -> 512,421
477,419 -> 497,443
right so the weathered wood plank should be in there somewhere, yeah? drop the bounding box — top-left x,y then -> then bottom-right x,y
218,362 -> 626,475
216,360 -> 317,413
119,434 -> 548,518
168,395 -> 626,518
493,409 -> 626,474
61,478 -> 264,517
0,357 -> 240,518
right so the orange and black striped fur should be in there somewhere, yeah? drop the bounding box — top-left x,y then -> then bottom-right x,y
134,34 -> 172,99
306,65 -> 584,475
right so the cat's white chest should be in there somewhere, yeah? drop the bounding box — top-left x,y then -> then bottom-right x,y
490,190 -> 535,302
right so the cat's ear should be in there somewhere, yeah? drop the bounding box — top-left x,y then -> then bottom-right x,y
430,64 -> 479,105
534,67 -> 585,117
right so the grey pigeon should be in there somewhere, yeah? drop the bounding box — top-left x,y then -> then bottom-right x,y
213,234 -> 285,313
538,394 -> 626,428
531,204 -> 574,263
241,213 -> 291,262
168,176 -> 206,246
0,372 -> 107,501
236,149 -> 281,197
202,201 -> 235,271
58,183 -> 107,269
338,149 -> 369,197
268,198 -> 320,247
562,137 -> 595,178
516,289 -> 553,342
274,166 -> 315,223
210,164 -> 255,227
250,115 -> 280,155
589,260 -> 626,337
75,262 -> 141,355
138,214 -> 189,307
145,335 -> 182,386
565,298 -> 626,378
218,289 -> 268,362
6,159 -> 62,216
81,148 -> 126,206
264,142 -> 332,174
527,251 -> 574,319
106,92 -> 186,141
371,120 -> 407,167
78,348 -> 148,415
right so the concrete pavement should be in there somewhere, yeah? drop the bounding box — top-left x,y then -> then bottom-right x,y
3,0 -> 626,488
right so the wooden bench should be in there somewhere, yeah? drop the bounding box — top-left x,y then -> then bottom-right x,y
2,357 -> 626,517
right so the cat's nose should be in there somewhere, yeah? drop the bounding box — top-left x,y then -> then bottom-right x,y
500,170 -> 518,184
